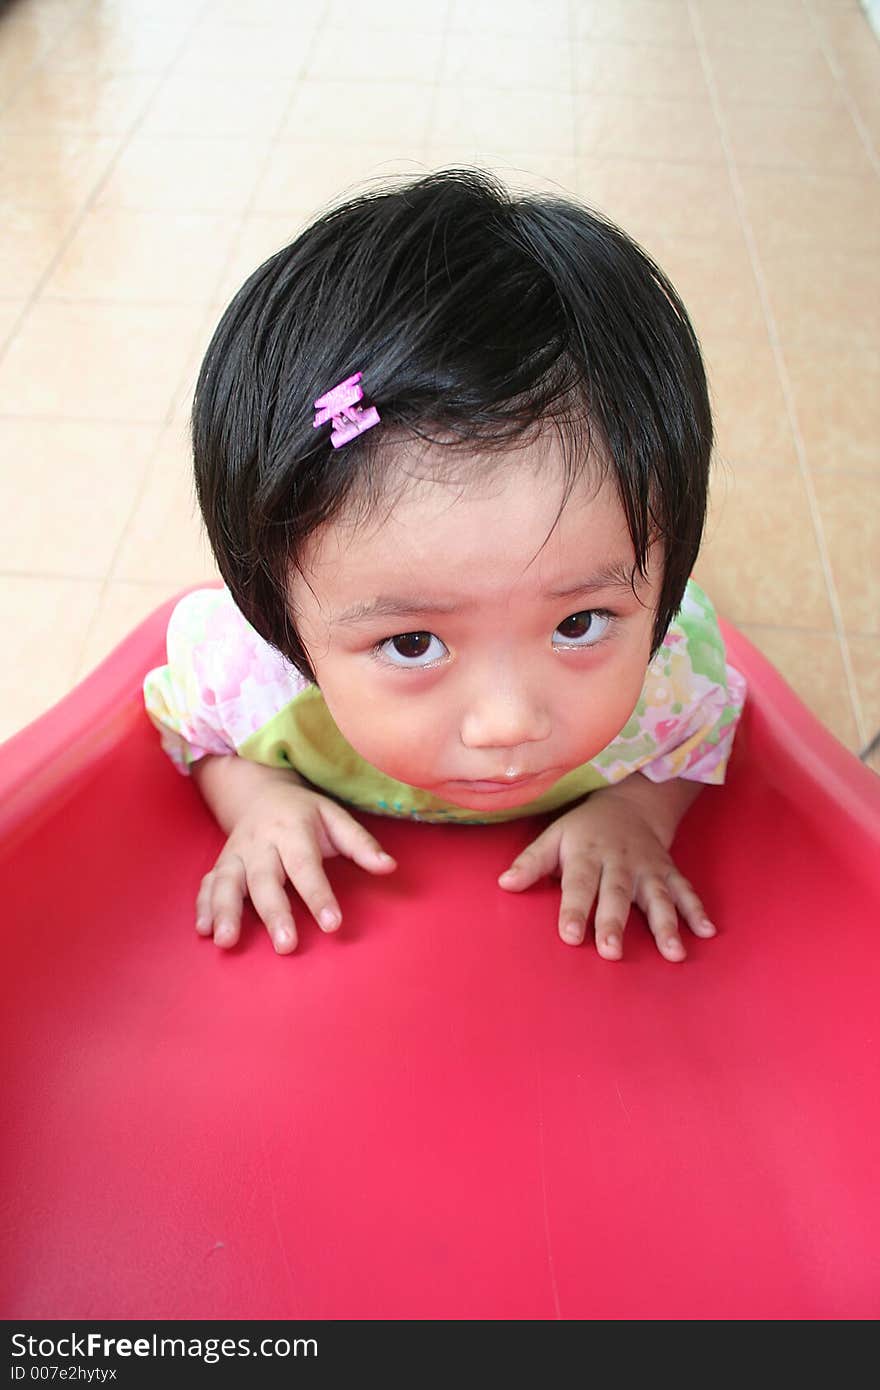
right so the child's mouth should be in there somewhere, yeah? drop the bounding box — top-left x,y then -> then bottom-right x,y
448,772 -> 550,795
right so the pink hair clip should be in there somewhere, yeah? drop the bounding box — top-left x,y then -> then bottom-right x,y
313,372 -> 380,448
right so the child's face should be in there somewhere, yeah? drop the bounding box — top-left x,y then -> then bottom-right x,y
289,436 -> 663,811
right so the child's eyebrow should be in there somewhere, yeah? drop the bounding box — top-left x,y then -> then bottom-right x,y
331,561 -> 640,627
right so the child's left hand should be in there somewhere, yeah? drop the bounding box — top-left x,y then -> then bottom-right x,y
497,786 -> 717,963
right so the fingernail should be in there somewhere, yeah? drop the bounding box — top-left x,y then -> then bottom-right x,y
698,918 -> 716,935
215,923 -> 234,946
375,851 -> 395,864
562,923 -> 582,944
664,940 -> 685,959
274,927 -> 294,949
603,932 -> 621,955
499,868 -> 517,882
320,907 -> 340,930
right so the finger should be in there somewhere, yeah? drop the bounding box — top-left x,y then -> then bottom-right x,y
497,827 -> 562,892
274,839 -> 345,934
557,858 -> 602,946
639,875 -> 686,962
318,802 -> 398,875
205,854 -> 248,949
242,848 -> 299,953
665,870 -> 716,938
593,866 -> 635,961
195,871 -> 216,936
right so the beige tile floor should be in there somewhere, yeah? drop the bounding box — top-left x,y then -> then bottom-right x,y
1,0 -> 878,770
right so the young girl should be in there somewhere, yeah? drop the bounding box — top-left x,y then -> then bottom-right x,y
144,168 -> 746,965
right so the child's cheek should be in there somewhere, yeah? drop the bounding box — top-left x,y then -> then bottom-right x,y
323,687 -> 436,780
569,664 -> 650,766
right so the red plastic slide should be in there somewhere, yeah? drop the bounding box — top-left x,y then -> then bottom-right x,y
1,588 -> 878,1320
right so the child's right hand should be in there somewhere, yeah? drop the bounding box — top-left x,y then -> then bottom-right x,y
194,780 -> 397,954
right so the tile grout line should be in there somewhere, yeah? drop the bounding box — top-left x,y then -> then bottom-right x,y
569,0 -> 578,168
722,458 -> 880,480
688,0 -> 868,748
60,0 -> 226,682
0,12 -> 210,376
420,0 -> 454,156
161,0 -> 337,411
804,0 -> 880,176
0,0 -> 91,117
74,0 -> 340,684
568,0 -> 581,195
0,0 -> 220,696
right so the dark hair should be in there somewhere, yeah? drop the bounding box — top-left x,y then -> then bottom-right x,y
193,168 -> 712,682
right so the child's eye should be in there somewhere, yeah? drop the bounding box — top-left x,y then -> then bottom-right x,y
372,631 -> 449,668
552,609 -> 615,648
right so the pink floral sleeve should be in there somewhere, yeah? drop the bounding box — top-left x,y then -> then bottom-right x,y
589,579 -> 747,788
142,588 -> 310,774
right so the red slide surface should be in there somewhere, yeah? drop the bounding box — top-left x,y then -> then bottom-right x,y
2,588 -> 878,1320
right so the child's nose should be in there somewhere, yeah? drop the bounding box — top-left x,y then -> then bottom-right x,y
459,680 -> 552,751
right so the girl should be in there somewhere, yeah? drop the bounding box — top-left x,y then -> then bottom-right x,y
144,168 -> 746,965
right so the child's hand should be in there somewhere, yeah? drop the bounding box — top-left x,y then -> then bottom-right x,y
497,788 -> 715,963
195,782 -> 397,954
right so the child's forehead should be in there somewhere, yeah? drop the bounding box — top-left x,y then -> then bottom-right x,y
358,428 -> 611,517
337,430 -> 615,536
294,436 -> 655,604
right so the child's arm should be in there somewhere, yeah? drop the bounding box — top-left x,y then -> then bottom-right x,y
191,752 -> 309,834
498,773 -> 713,964
143,588 -> 397,956
191,754 -> 397,955
589,771 -> 704,851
